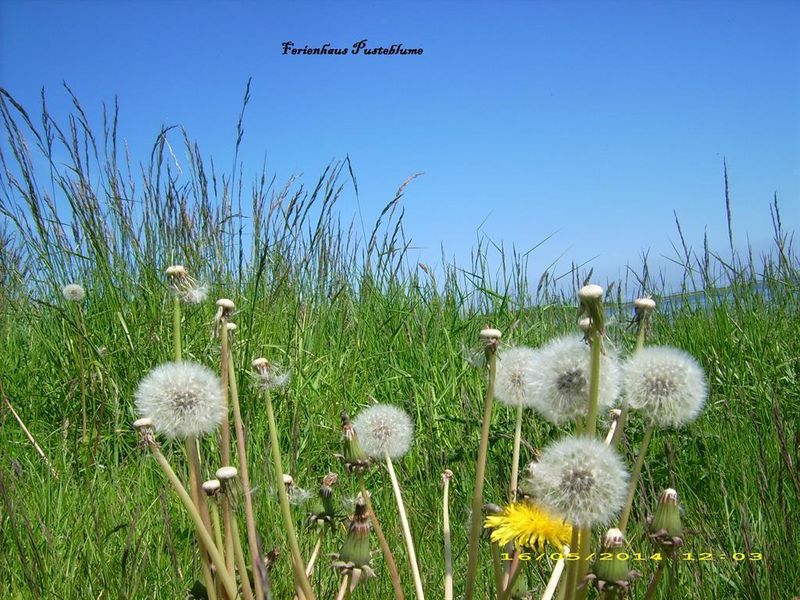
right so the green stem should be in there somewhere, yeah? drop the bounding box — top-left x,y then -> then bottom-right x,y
490,543 -> 504,598
612,315 -> 648,449
563,527 -> 581,600
265,389 -> 316,600
465,344 -> 498,600
149,443 -> 239,599
173,295 -> 182,361
509,404 -> 524,502
498,553 -> 523,600
359,479 -> 404,600
232,516 -> 255,600
385,453 -> 425,599
442,476 -> 453,600
643,560 -> 666,600
618,425 -> 653,533
585,331 -> 602,437
229,354 -> 267,600
573,527 -> 591,600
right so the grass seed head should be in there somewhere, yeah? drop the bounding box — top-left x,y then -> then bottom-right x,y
135,361 -> 226,439
623,346 -> 708,428
523,436 -> 628,528
62,283 -> 86,302
352,403 -> 414,459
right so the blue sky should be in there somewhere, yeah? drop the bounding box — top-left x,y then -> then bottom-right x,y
1,0 -> 798,293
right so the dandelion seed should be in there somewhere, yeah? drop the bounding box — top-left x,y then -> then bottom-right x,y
352,404 -> 414,459
494,346 -> 538,408
622,346 -> 708,428
484,501 -> 572,551
251,358 -> 291,392
523,436 -> 628,528
181,283 -> 208,304
62,283 -> 86,302
135,361 -> 226,439
529,335 -> 620,425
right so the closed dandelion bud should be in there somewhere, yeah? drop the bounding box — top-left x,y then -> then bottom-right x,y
585,528 -> 640,592
310,472 -> 339,528
649,488 -> 683,550
339,412 -> 372,473
333,493 -> 374,577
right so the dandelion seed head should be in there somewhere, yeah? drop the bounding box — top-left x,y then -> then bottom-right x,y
352,404 -> 414,459
529,335 -> 620,424
623,346 -> 707,428
216,466 -> 238,481
494,346 -> 538,408
135,361 -> 226,439
202,479 -> 221,496
181,283 -> 208,304
634,297 -> 656,311
251,358 -> 291,391
523,436 -> 628,528
62,283 -> 86,302
579,284 -> 604,301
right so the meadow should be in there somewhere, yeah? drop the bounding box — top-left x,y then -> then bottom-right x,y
1,87 -> 798,599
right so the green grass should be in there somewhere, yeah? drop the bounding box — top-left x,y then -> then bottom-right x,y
1,86 -> 798,599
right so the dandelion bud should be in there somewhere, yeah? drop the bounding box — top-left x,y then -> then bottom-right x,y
309,472 -> 339,528
648,488 -> 684,550
584,528 -> 640,592
202,479 -> 221,497
62,283 -> 86,302
339,412 -> 371,474
332,493 -> 375,578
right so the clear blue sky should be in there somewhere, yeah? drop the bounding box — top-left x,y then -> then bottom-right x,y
2,0 -> 798,293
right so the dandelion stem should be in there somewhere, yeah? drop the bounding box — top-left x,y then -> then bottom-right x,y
509,404 -> 524,502
335,574 -> 351,600
498,552 -> 524,600
643,559 -> 666,600
572,527 -> 592,600
186,436 -> 216,599
442,473 -> 453,600
359,479 -> 405,600
305,529 -> 324,578
490,543 -> 504,597
173,295 -> 182,361
148,442 -> 239,599
232,513 -> 255,600
264,387 -> 316,600
618,425 -> 654,532
219,320 -> 235,577
465,339 -> 499,600
611,310 -> 649,449
562,527 -> 580,600
385,452 -> 425,599
221,488 -> 237,577
229,353 -> 268,600
585,331 -> 602,438
541,545 -> 569,600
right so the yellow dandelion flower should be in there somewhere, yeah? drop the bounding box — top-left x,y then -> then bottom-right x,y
484,501 -> 572,551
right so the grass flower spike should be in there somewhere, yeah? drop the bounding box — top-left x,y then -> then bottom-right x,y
529,335 -> 620,425
623,346 -> 708,427
134,361 -> 225,439
352,404 -> 414,459
62,283 -> 86,302
484,501 -> 572,551
524,436 -> 628,528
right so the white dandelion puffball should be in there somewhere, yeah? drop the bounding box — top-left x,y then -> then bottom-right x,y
62,283 -> 86,302
529,335 -> 620,424
352,404 -> 414,459
623,346 -> 708,428
494,346 -> 539,408
181,283 -> 209,305
524,436 -> 628,528
135,362 -> 226,439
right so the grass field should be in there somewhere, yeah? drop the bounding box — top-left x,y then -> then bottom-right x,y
1,88 -> 798,599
